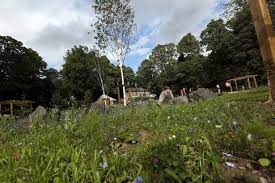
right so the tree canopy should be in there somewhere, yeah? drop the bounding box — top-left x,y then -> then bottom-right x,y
137,0 -> 266,95
0,35 -> 52,104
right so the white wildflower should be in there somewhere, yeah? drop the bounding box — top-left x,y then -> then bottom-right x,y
168,116 -> 171,120
101,162 -> 108,169
194,117 -> 198,121
225,162 -> 236,168
222,152 -> 233,157
215,125 -> 222,128
207,120 -> 211,123
99,150 -> 104,154
113,137 -> 117,141
15,143 -> 22,147
172,135 -> 176,139
247,134 -> 252,141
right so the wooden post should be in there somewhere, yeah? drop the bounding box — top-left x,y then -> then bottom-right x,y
234,80 -> 239,91
254,76 -> 258,88
10,101 -> 13,116
247,78 -> 251,89
248,0 -> 275,102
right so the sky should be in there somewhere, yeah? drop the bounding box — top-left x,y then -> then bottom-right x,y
0,0 -> 228,72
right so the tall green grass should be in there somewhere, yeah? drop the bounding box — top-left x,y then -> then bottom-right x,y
0,89 -> 274,182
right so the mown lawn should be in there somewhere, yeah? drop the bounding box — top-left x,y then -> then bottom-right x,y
0,88 -> 274,183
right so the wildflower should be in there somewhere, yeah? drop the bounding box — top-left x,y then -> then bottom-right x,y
222,152 -> 233,157
101,162 -> 108,169
232,119 -> 238,125
15,143 -> 22,147
172,135 -> 176,139
194,117 -> 198,121
113,137 -> 117,141
215,125 -> 222,128
225,162 -> 236,168
131,140 -> 137,144
188,128 -> 195,134
99,150 -> 104,154
168,136 -> 173,140
247,134 -> 252,141
133,176 -> 144,183
167,116 -> 171,120
207,120 -> 211,123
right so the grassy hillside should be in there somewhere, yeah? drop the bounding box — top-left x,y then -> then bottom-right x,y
0,88 -> 274,182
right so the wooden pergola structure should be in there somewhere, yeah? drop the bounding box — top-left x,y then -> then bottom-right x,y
248,0 -> 275,102
227,75 -> 258,92
0,100 -> 34,116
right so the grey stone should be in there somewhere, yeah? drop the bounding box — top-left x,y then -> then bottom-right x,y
13,106 -> 47,129
158,89 -> 174,104
48,108 -> 61,122
188,88 -> 218,102
173,96 -> 189,104
89,103 -> 107,113
28,106 -> 47,123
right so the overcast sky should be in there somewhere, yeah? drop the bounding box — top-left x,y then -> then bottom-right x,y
0,0 -> 227,71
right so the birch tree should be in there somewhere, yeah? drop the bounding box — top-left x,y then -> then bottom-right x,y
92,0 -> 136,106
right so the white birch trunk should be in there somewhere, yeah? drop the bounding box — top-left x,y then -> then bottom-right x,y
119,65 -> 127,106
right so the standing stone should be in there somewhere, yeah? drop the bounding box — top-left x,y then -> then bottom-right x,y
188,88 -> 218,102
173,96 -> 189,104
158,87 -> 174,104
28,106 -> 47,122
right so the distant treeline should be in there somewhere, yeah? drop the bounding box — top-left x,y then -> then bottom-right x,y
136,0 -> 266,95
0,37 -> 135,108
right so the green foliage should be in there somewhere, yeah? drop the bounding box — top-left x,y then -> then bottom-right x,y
62,45 -> 104,101
177,33 -> 200,57
137,0 -> 266,93
136,43 -> 178,94
258,158 -> 271,167
0,35 -> 56,105
92,0 -> 136,57
92,0 -> 137,105
0,89 -> 274,182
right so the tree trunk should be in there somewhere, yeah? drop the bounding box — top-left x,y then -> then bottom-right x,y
98,69 -> 105,95
96,57 -> 105,96
119,65 -> 127,106
248,0 -> 275,103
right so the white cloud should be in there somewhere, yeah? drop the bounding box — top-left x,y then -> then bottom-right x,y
0,0 -> 225,70
130,47 -> 151,56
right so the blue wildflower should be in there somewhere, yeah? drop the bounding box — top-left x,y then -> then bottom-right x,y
133,176 -> 143,183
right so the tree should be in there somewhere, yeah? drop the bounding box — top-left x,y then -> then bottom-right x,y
62,46 -> 114,103
177,33 -> 200,59
200,19 -> 234,86
92,0 -> 136,106
226,1 -> 265,82
0,35 -> 48,103
136,43 -> 178,95
149,43 -> 178,74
